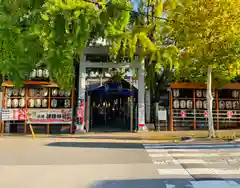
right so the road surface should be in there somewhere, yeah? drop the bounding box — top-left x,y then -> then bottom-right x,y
0,137 -> 239,188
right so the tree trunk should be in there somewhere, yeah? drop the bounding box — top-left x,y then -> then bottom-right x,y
206,65 -> 216,138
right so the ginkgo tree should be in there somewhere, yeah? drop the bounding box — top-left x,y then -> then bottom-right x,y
167,0 -> 240,137
0,0 -> 133,87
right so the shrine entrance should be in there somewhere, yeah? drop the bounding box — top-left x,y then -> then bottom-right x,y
88,79 -> 137,132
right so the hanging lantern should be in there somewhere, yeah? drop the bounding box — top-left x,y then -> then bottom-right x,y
232,90 -> 238,98
51,99 -> 58,108
6,99 -> 12,108
35,99 -> 42,107
219,101 -> 225,109
203,100 -> 208,109
29,89 -> 35,97
52,88 -> 58,96
12,99 -> 19,108
40,88 -> 48,97
187,100 -> 193,109
233,101 -> 239,109
64,90 -> 71,97
43,69 -> 49,78
36,69 -> 43,77
42,99 -> 48,108
196,100 -> 202,109
196,90 -> 202,98
12,88 -> 19,96
180,100 -> 186,109
6,88 -> 12,97
173,100 -> 179,109
64,99 -> 71,108
19,98 -> 25,108
28,99 -> 35,107
173,89 -> 180,97
59,89 -> 64,96
30,69 -> 36,78
226,101 -> 232,109
19,88 -> 25,96
202,90 -> 206,98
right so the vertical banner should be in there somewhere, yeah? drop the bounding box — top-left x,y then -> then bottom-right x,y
77,99 -> 85,130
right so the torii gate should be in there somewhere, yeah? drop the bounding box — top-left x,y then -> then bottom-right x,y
75,46 -> 146,132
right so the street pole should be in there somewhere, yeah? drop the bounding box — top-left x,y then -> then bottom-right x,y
130,68 -> 133,132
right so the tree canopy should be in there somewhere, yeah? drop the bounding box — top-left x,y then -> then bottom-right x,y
0,0 -> 132,87
168,0 -> 240,86
0,0 -> 179,89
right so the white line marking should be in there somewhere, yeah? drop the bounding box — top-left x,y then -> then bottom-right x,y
143,144 -> 238,149
158,168 -> 240,175
157,168 -> 189,175
211,168 -> 240,175
149,152 -> 240,158
186,168 -> 215,175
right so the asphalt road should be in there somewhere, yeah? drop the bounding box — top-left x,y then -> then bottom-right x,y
0,138 -> 161,188
0,138 -> 240,188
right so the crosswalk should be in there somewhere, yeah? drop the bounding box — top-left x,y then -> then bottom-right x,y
143,143 -> 240,188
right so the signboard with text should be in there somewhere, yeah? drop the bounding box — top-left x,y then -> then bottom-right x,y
26,109 -> 72,124
2,108 -> 26,121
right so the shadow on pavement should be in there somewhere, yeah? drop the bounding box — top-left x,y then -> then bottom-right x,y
46,142 -> 144,149
90,178 -> 240,188
46,142 -> 240,149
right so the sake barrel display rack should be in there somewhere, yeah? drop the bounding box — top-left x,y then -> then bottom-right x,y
169,83 -> 240,131
1,68 -> 74,134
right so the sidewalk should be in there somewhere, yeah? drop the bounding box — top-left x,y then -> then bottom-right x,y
1,130 -> 240,143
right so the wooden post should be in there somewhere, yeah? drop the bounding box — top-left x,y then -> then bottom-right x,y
216,89 -> 219,130
1,86 -> 6,135
169,90 -> 173,131
70,88 -> 74,134
24,88 -> 28,134
47,88 -> 51,135
193,89 -> 197,130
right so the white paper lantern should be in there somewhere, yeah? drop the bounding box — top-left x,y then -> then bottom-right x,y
233,101 -> 239,109
36,69 -> 43,77
29,89 -> 35,97
59,89 -> 64,96
187,100 -> 193,109
30,69 -> 36,78
28,99 -> 35,107
6,99 -> 12,108
19,88 -> 25,96
42,99 -> 48,108
19,98 -> 25,108
52,89 -> 58,96
202,90 -> 206,98
12,88 -> 19,96
35,99 -> 41,107
6,88 -> 12,97
219,101 -> 225,109
232,90 -> 238,98
196,100 -> 202,109
196,90 -> 202,98
51,99 -> 57,108
40,88 -> 48,97
43,69 -> 49,78
226,101 -> 232,109
180,100 -> 186,109
64,99 -> 71,108
203,100 -> 208,109
173,89 -> 180,97
64,90 -> 71,97
173,100 -> 179,108
12,99 -> 18,108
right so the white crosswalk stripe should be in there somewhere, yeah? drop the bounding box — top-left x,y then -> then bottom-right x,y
143,143 -> 240,187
